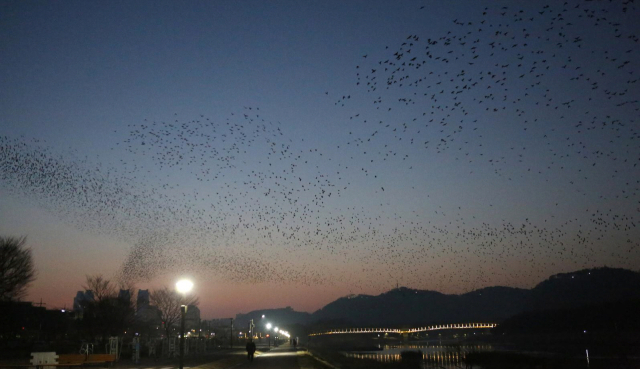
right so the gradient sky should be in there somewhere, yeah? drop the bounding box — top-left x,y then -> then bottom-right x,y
1,0 -> 639,319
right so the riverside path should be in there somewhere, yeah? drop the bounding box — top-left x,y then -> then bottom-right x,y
188,343 -> 331,369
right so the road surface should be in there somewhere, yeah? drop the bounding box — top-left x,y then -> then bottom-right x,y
232,345 -> 330,369
110,343 -> 331,369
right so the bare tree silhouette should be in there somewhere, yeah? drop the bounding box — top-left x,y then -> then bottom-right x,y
150,286 -> 199,338
83,274 -> 116,302
0,236 -> 36,301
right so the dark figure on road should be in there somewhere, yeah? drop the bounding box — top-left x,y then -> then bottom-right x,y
246,339 -> 256,362
293,338 -> 297,349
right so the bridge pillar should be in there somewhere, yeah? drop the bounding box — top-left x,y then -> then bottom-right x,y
402,333 -> 408,344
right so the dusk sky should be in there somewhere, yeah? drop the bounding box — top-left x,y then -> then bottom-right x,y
1,0 -> 639,319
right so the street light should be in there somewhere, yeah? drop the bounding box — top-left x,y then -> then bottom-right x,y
265,323 -> 272,347
176,279 -> 193,369
274,328 -> 279,346
176,280 -> 193,294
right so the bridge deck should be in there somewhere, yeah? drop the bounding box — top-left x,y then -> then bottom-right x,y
309,323 -> 497,336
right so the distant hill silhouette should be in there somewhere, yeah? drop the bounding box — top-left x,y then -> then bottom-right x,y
236,267 -> 640,328
529,267 -> 640,311
311,267 -> 640,327
312,289 -> 450,326
495,298 -> 640,334
311,286 -> 530,327
459,286 -> 531,321
234,306 -> 312,329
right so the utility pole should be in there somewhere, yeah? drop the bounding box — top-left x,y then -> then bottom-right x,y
248,319 -> 254,339
179,305 -> 187,369
36,298 -> 46,341
229,318 -> 233,348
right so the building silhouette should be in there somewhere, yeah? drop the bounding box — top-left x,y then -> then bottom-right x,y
118,289 -> 131,305
137,289 -> 150,310
185,304 -> 200,332
72,290 -> 95,319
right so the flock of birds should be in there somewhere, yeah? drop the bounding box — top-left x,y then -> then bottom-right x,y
1,0 -> 638,293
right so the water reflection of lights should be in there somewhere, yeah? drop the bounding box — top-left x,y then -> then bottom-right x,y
344,344 -> 493,365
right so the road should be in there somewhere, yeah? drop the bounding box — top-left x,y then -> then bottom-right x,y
110,343 -> 331,369
232,345 -> 330,369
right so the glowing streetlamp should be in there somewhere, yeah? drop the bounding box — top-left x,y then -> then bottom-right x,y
265,323 -> 272,347
176,279 -> 193,369
176,280 -> 193,294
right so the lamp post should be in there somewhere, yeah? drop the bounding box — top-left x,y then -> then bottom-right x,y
274,327 -> 279,347
265,323 -> 272,348
176,280 -> 193,369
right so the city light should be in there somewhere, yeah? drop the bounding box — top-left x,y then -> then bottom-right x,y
266,323 -> 272,330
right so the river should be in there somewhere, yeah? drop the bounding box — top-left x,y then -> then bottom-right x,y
344,343 -> 493,368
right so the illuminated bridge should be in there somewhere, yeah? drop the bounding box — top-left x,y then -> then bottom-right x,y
309,322 -> 497,336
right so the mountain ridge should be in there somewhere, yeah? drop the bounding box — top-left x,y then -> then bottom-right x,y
233,267 -> 640,328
